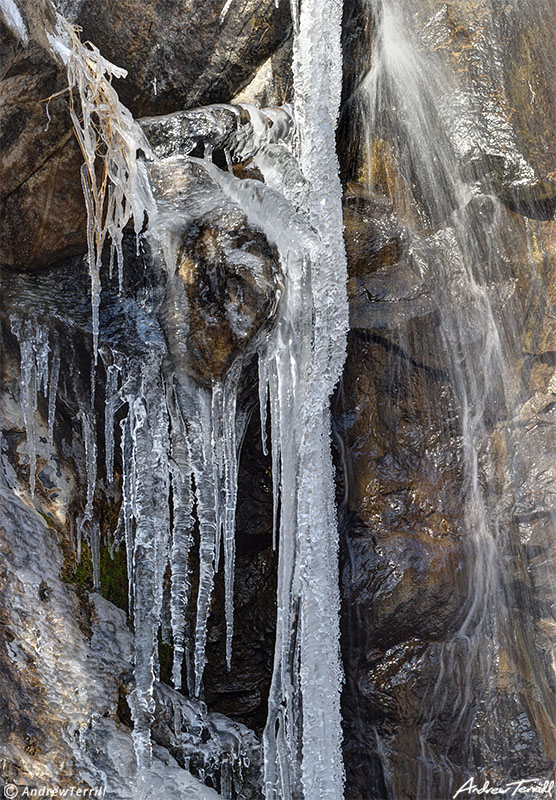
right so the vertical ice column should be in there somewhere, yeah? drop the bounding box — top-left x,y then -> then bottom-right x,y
122,358 -> 171,769
263,0 -> 349,797
167,396 -> 195,691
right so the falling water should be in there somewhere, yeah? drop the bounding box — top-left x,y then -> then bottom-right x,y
346,0 -> 556,794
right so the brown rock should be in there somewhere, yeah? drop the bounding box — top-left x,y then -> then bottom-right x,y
175,218 -> 280,384
0,0 -> 292,271
55,0 -> 292,118
0,134 -> 86,269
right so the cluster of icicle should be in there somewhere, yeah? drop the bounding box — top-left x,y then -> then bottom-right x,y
12,1 -> 350,798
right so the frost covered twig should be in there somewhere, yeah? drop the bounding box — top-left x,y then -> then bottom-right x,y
46,13 -> 156,362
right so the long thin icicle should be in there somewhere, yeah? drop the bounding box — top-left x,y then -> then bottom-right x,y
220,365 -> 241,671
168,395 -> 195,690
104,362 -> 120,482
188,387 -> 219,697
11,319 -> 38,497
48,336 -> 61,447
124,359 -> 171,770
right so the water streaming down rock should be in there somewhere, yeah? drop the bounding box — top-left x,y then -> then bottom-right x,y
339,0 -> 556,795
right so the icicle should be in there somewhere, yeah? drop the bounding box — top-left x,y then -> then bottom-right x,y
78,406 -> 97,522
48,338 -> 61,447
90,519 -> 101,592
211,384 -> 224,575
34,326 -> 50,397
168,398 -> 195,690
46,12 -> 156,365
80,163 -> 101,365
123,359 -> 171,769
186,386 -> 219,697
120,413 -> 135,618
76,516 -> 82,564
104,363 -> 120,483
11,318 -> 37,497
221,364 -> 241,671
260,0 -> 349,795
268,364 -> 281,552
258,353 -> 269,457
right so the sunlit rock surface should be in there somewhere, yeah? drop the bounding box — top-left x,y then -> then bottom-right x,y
0,474 -> 227,798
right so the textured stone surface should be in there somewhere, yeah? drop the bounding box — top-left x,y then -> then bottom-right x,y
336,3 -> 556,794
0,473 -> 223,798
58,0 -> 292,118
0,0 -> 291,270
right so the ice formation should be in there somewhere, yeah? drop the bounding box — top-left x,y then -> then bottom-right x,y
259,0 -> 349,796
10,1 -> 350,797
0,0 -> 28,44
46,11 -> 156,363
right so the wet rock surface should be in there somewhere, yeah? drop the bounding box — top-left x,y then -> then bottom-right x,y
0,239 -> 273,793
56,0 -> 292,118
336,1 -> 556,795
2,0 -> 556,797
0,1 -> 291,270
0,473 -> 225,798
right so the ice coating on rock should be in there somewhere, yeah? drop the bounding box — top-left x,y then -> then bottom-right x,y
11,4 -> 348,790
0,444 -> 247,799
9,319 -> 57,498
0,0 -> 28,44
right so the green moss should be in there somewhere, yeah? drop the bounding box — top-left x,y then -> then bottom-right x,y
100,542 -> 128,613
64,538 -> 128,613
38,511 -> 56,530
70,541 -> 94,592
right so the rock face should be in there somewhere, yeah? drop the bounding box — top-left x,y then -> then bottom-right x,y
336,1 -> 556,796
0,101 -> 282,789
0,474 -> 248,798
0,0 -> 291,270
